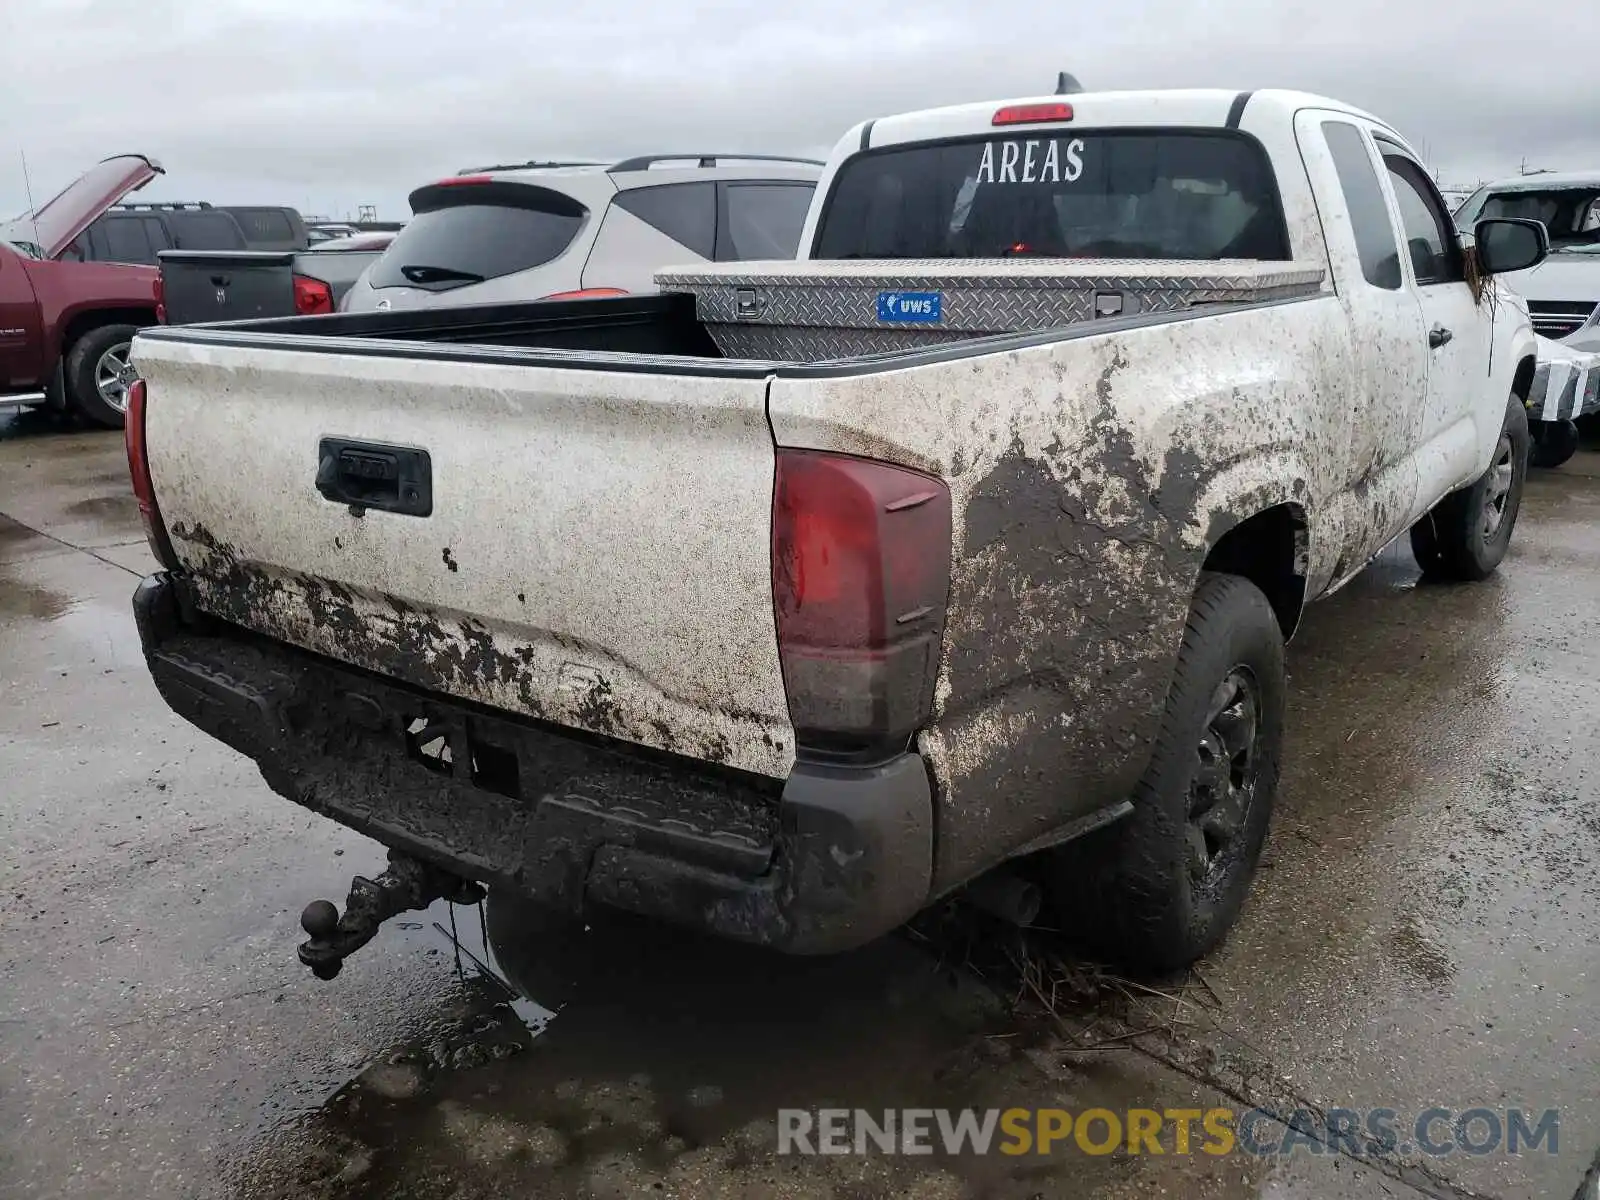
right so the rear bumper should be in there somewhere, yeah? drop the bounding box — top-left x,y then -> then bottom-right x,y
134,572 -> 933,954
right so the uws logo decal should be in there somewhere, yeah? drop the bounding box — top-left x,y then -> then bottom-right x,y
877,290 -> 943,323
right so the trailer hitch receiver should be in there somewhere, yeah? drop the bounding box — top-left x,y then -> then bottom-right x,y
298,851 -> 486,980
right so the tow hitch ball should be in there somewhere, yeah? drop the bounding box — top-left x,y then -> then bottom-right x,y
298,851 -> 486,980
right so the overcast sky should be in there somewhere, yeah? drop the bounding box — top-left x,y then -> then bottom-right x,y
3,0 -> 1597,222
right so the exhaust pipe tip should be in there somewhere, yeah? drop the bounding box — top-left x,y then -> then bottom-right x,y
965,870 -> 1043,927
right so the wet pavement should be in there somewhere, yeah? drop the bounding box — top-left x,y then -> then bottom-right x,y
2,409 -> 1598,1200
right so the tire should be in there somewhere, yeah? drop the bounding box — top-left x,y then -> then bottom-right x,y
1040,573 -> 1285,973
1529,418 -> 1579,469
64,324 -> 140,429
1410,392 -> 1529,581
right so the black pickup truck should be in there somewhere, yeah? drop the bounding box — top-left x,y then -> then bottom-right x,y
158,234 -> 393,324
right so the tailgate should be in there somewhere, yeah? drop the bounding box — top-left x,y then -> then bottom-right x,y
132,336 -> 795,778
159,250 -> 296,324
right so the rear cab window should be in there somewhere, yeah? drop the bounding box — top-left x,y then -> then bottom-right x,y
813,130 -> 1290,261
369,180 -> 587,292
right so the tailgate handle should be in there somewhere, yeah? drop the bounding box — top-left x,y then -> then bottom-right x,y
209,274 -> 230,287
315,438 -> 433,517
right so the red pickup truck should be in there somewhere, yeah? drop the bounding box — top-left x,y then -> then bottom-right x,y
1,155 -> 164,427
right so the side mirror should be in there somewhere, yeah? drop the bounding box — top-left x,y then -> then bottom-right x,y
1474,218 -> 1549,275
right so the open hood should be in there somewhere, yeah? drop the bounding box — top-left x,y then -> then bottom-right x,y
1,154 -> 164,259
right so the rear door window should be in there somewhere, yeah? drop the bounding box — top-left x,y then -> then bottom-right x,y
813,131 -> 1289,261
368,181 -> 587,292
171,211 -> 246,250
100,216 -> 158,264
717,183 -> 814,260
614,183 -> 715,258
1321,120 -> 1402,289
142,217 -> 173,254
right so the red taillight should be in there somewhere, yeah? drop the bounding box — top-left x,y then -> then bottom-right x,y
541,287 -> 630,301
992,102 -> 1074,126
292,274 -> 334,315
436,175 -> 493,186
123,378 -> 179,570
772,449 -> 952,754
154,276 -> 167,324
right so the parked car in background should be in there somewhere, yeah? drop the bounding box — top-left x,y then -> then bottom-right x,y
129,88 -> 1542,976
308,223 -> 361,244
1456,173 -> 1600,342
65,202 -> 310,266
158,231 -> 395,325
0,154 -> 163,427
310,231 -> 396,254
1455,172 -> 1600,466
340,154 -> 821,313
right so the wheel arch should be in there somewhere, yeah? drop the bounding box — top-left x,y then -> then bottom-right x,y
1201,501 -> 1310,640
1511,353 -> 1537,403
59,307 -> 155,363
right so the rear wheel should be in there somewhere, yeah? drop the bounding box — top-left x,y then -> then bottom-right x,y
1410,392 -> 1528,581
1039,573 -> 1285,973
64,324 -> 140,429
1530,418 -> 1579,469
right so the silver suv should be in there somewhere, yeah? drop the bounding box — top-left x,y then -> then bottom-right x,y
341,155 -> 821,313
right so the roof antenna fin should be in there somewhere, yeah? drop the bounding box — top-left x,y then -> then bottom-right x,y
1055,72 -> 1083,95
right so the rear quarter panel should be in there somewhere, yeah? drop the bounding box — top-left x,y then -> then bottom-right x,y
768,298 -> 1353,891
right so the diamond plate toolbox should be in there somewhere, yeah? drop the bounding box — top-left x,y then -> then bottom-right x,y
656,258 -> 1326,362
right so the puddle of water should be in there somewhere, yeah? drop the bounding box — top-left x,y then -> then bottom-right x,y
64,493 -> 137,521
227,894 -> 1026,1199
226,897 -> 1354,1200
0,576 -> 71,621
0,554 -> 145,675
0,514 -> 41,557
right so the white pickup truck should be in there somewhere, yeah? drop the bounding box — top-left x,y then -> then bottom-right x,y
127,88 -> 1546,977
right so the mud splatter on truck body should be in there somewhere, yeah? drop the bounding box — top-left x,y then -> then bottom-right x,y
766,296 -> 1374,889
135,342 -> 797,780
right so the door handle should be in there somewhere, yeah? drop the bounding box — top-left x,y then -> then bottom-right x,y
1428,326 -> 1453,348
